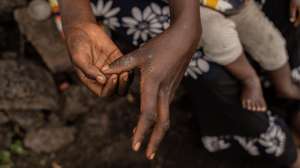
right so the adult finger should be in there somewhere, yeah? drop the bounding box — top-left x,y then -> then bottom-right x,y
76,68 -> 103,96
290,2 -> 297,22
73,53 -> 107,84
118,72 -> 129,95
146,91 -> 170,160
132,78 -> 159,152
101,74 -> 118,97
295,11 -> 300,27
102,52 -> 141,74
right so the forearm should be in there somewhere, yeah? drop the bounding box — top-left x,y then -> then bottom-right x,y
58,0 -> 96,34
167,0 -> 202,54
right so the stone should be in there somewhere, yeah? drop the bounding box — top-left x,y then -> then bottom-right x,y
24,127 -> 75,153
0,0 -> 27,14
0,126 -> 13,150
14,8 -> 72,73
0,112 -> 9,125
0,59 -> 59,111
8,111 -> 44,131
62,85 -> 98,121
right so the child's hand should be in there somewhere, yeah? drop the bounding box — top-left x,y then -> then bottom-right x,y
290,0 -> 300,27
65,23 -> 128,96
102,21 -> 201,160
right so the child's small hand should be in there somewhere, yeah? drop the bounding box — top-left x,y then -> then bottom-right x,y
290,0 -> 300,27
65,23 -> 128,96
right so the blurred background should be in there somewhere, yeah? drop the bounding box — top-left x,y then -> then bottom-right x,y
0,0 -> 299,168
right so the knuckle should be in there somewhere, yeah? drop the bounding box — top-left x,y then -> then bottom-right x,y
158,120 -> 170,131
142,112 -> 157,123
160,86 -> 170,95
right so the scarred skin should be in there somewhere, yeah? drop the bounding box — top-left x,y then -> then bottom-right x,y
103,0 -> 201,159
58,0 -> 201,160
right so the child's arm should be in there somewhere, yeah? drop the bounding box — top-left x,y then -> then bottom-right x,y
103,0 -> 202,160
57,0 -> 128,96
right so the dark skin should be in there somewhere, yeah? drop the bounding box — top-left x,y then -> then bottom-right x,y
221,0 -> 300,113
290,0 -> 300,27
58,0 -> 201,160
58,0 -> 128,96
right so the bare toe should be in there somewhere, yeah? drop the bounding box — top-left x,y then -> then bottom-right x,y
241,77 -> 267,112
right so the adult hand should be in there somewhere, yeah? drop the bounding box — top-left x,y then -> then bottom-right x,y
65,23 -> 128,96
290,0 -> 300,27
102,21 -> 201,159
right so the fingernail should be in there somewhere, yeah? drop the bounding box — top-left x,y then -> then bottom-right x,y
113,78 -> 117,84
149,153 -> 155,160
290,18 -> 295,22
133,142 -> 141,151
102,65 -> 110,72
122,74 -> 128,81
96,75 -> 106,83
132,128 -> 136,134
112,75 -> 118,83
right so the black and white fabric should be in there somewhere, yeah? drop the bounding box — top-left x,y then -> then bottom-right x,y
59,0 -> 300,166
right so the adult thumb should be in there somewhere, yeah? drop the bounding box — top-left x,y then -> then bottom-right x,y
102,53 -> 140,74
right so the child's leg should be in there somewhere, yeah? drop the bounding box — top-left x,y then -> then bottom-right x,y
200,6 -> 266,111
269,63 -> 300,99
230,0 -> 300,100
225,54 -> 266,111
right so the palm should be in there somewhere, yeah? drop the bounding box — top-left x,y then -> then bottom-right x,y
66,23 -> 128,96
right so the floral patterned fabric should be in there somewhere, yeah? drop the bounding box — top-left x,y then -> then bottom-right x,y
52,0 -> 299,166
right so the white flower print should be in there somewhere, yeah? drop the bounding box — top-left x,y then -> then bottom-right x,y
150,3 -> 170,29
202,136 -> 231,152
201,111 -> 286,157
292,66 -> 300,83
185,51 -> 210,79
258,113 -> 286,157
91,0 -> 120,30
122,7 -> 162,46
234,136 -> 260,156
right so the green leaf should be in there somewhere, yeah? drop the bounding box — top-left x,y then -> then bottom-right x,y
10,140 -> 26,155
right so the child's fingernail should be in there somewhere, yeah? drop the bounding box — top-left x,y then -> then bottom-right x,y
133,142 -> 141,151
102,65 -> 110,72
132,128 -> 137,134
149,153 -> 155,160
96,75 -> 106,83
290,18 -> 295,22
122,74 -> 128,81
113,77 -> 117,84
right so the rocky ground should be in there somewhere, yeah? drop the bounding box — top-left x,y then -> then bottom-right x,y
0,1 -> 209,168
0,1 -> 285,168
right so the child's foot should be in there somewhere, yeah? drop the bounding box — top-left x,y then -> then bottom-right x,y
241,77 -> 267,112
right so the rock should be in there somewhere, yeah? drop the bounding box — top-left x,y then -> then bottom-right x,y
28,0 -> 51,21
24,127 -> 75,153
0,0 -> 27,14
62,85 -> 98,121
14,8 -> 72,73
0,60 -> 59,111
0,126 -> 13,150
8,111 -> 44,131
0,112 -> 9,125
